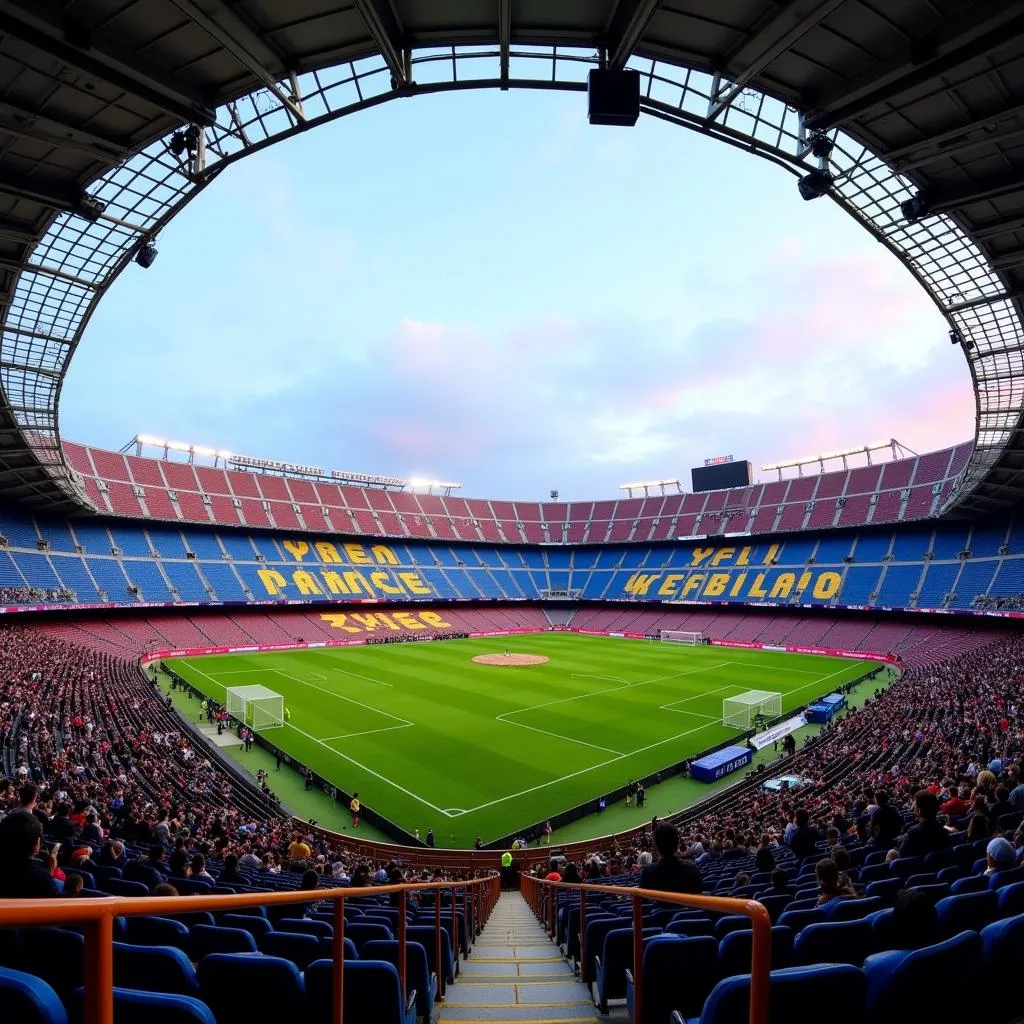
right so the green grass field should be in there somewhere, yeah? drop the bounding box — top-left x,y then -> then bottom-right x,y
167,634 -> 878,846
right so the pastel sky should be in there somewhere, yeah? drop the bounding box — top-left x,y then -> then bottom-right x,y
61,89 -> 973,500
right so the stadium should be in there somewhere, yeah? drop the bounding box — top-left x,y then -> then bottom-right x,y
2,2 -> 1024,1024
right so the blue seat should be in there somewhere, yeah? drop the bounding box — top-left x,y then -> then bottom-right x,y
198,953 -> 304,1024
363,939 -> 437,1020
935,891 -> 998,937
166,877 -> 212,897
189,924 -> 257,960
979,913 -> 1024,1024
864,931 -> 981,1024
278,917 -> 333,938
317,936 -> 360,962
595,927 -> 659,1011
826,897 -> 884,921
124,916 -> 190,951
714,916 -> 753,938
863,878 -> 903,905
122,863 -> 165,889
793,920 -> 873,967
407,925 -> 454,989
305,959 -> 416,1024
629,935 -> 718,1024
997,881 -> 1024,917
664,918 -> 715,938
582,916 -> 626,979
346,922 -> 394,951
988,866 -> 1024,891
756,895 -> 792,924
691,963 -> 866,1024
105,988 -> 215,1024
219,913 -> 273,938
903,883 -> 949,906
776,907 -> 826,932
105,878 -> 151,898
113,943 -> 198,997
20,928 -> 84,1000
0,967 -> 67,1024
258,931 -> 321,970
888,857 -> 924,879
718,926 -> 794,976
166,912 -> 216,930
949,875 -> 988,895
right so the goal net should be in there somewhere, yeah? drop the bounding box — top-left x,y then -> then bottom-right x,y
723,690 -> 782,729
225,684 -> 285,730
659,630 -> 704,645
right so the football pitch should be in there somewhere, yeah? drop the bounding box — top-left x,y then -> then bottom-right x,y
167,633 -> 877,846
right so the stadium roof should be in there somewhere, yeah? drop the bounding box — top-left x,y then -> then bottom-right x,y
2,0 -> 1023,515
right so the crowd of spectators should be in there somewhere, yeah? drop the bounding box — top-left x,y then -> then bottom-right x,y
530,633 -> 1024,885
0,586 -> 75,606
1,625 -> 1023,900
972,593 -> 1024,612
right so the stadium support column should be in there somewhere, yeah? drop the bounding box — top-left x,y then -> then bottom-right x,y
353,0 -> 410,89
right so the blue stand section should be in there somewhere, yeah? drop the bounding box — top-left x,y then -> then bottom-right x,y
691,744 -> 753,783
805,703 -> 837,724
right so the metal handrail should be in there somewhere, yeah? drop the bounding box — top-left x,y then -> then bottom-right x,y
0,874 -> 501,1024
520,874 -> 771,1024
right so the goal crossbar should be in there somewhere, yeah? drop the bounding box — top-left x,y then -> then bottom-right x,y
226,684 -> 284,730
723,689 -> 782,729
659,630 -> 703,645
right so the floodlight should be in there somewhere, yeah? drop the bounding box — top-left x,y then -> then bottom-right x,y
949,329 -> 963,346
77,194 -> 106,222
135,434 -> 166,447
797,169 -> 833,201
136,242 -> 158,269
808,132 -> 833,159
169,132 -> 187,156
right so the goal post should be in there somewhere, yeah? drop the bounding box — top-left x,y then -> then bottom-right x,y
659,630 -> 704,645
723,690 -> 783,729
225,684 -> 285,731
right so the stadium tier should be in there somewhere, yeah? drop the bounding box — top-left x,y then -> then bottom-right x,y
64,440 -> 971,540
1,505 -> 1023,614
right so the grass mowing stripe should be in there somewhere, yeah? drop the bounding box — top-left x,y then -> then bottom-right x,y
167,635 -> 879,844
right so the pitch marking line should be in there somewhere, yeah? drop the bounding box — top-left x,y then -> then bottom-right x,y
269,669 -> 413,728
176,660 -> 452,818
325,665 -> 394,687
321,724 -> 414,741
495,714 -> 626,757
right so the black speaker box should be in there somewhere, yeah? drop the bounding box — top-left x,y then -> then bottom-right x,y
587,69 -> 640,126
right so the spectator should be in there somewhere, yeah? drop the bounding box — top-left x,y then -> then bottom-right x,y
787,809 -> 820,860
985,837 -> 1017,875
815,858 -> 857,906
899,791 -> 951,857
0,812 -> 59,898
640,825 -> 702,894
869,790 -> 902,848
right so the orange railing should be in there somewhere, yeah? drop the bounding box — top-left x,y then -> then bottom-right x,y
521,874 -> 771,1024
0,874 -> 500,1024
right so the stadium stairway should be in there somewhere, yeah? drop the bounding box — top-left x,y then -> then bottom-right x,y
439,892 -> 600,1024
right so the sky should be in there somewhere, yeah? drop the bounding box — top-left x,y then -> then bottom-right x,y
61,88 -> 975,501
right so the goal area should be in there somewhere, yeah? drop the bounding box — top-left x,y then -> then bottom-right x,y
723,690 -> 782,729
226,685 -> 285,730
659,630 -> 704,645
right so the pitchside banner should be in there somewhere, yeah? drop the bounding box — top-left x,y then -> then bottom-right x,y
750,713 -> 807,750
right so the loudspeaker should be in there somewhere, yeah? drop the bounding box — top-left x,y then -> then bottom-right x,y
587,69 -> 640,126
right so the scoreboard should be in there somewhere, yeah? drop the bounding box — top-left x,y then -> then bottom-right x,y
691,456 -> 752,493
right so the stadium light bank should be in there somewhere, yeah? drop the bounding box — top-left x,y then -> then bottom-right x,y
762,439 -> 913,479
618,478 -> 682,497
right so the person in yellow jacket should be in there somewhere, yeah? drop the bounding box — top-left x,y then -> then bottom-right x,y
501,851 -> 513,868
349,793 -> 360,827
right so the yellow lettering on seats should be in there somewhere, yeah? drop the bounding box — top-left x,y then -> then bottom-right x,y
795,570 -> 813,594
319,613 -> 360,633
658,574 -> 685,597
762,544 -> 781,565
624,573 -> 660,596
704,573 -> 730,597
315,542 -> 342,563
711,547 -> 735,567
813,571 -> 841,599
682,574 -> 705,597
749,572 -> 769,598
736,547 -> 751,566
350,613 -> 379,630
282,541 -> 309,561
420,611 -> 452,628
292,570 -> 322,595
690,548 -> 714,566
769,572 -> 795,599
344,543 -> 371,565
321,571 -> 349,595
393,611 -> 425,630
398,571 -> 431,595
375,613 -> 399,630
729,572 -> 748,597
370,570 -> 404,595
370,545 -> 399,565
342,571 -> 374,596
257,569 -> 288,595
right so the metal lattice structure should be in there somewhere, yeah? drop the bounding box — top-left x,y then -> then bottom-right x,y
2,1 -> 1024,514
